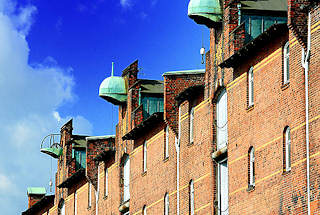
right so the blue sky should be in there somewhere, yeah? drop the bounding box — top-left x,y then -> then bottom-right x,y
0,0 -> 209,214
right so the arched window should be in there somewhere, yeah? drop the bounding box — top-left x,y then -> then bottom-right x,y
248,67 -> 254,106
217,159 -> 228,215
105,166 -> 108,196
164,192 -> 169,215
248,147 -> 255,187
190,107 -> 195,144
143,205 -> 147,215
61,202 -> 65,215
123,156 -> 130,202
283,41 -> 290,84
217,89 -> 228,150
165,126 -> 169,159
189,180 -> 194,215
88,182 -> 92,208
58,199 -> 65,215
74,191 -> 77,215
284,127 -> 291,171
143,141 -> 147,172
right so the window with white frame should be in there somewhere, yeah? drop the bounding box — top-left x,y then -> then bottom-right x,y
217,159 -> 228,215
88,182 -> 92,208
105,166 -> 108,196
189,180 -> 194,215
143,141 -> 147,172
217,89 -> 228,150
248,67 -> 254,106
165,126 -> 169,159
97,164 -> 100,195
143,205 -> 147,215
248,147 -> 255,187
74,191 -> 77,215
284,127 -> 291,171
164,193 -> 169,215
283,41 -> 290,84
60,201 -> 65,215
190,107 -> 195,144
123,156 -> 130,202
178,107 -> 181,142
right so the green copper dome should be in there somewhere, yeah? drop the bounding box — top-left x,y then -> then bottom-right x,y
99,63 -> 127,105
40,147 -> 63,159
188,0 -> 222,27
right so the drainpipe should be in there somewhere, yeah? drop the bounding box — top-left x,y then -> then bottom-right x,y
175,108 -> 181,215
175,137 -> 180,215
96,166 -> 100,215
301,11 -> 311,215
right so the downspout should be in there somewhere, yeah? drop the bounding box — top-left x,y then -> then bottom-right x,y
95,166 -> 100,215
301,11 -> 311,215
175,108 -> 181,215
175,138 -> 180,215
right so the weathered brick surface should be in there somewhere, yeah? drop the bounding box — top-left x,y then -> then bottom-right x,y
23,2 -> 320,215
164,74 -> 204,135
207,1 -> 320,215
86,138 -> 115,188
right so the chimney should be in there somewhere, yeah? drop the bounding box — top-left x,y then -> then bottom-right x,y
27,187 -> 46,208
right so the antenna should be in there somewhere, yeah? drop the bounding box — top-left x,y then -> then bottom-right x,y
111,62 -> 114,76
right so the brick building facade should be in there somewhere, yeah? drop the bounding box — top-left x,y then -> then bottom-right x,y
22,0 -> 320,214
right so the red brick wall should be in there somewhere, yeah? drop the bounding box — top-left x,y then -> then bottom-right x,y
28,194 -> 44,208
178,97 -> 215,215
86,138 -> 115,188
164,74 -> 204,135
308,4 -> 320,213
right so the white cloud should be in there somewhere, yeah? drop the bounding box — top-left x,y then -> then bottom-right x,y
120,0 -> 132,8
53,111 -> 62,122
0,0 -> 93,214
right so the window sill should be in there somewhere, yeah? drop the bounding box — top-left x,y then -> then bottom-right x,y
141,171 -> 147,177
163,157 -> 169,163
281,82 -> 290,90
103,195 -> 108,200
247,185 -> 255,192
247,104 -> 254,112
87,206 -> 91,211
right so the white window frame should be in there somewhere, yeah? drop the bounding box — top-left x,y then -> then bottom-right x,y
61,202 -> 65,215
249,147 -> 255,187
285,127 -> 291,171
190,107 -> 195,144
165,126 -> 169,159
178,107 -> 181,142
248,67 -> 254,106
216,89 -> 228,150
143,205 -> 147,215
143,141 -> 147,172
190,180 -> 195,215
97,165 -> 100,195
217,159 -> 229,215
283,41 -> 290,84
88,182 -> 92,208
123,156 -> 130,202
164,193 -> 169,215
74,191 -> 77,215
105,166 -> 108,196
